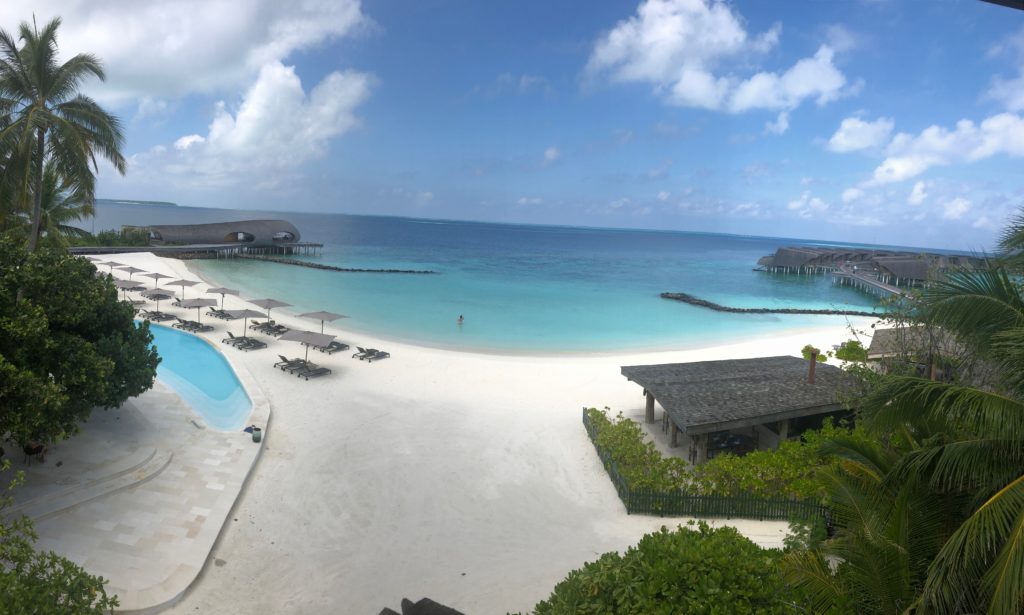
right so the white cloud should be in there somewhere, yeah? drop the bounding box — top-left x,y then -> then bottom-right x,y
516,196 -> 543,205
841,187 -> 864,203
907,180 -> 928,205
942,197 -> 971,220
543,146 -> 561,163
0,0 -> 369,105
973,215 -> 993,230
728,45 -> 848,112
173,134 -> 205,150
113,61 -> 372,190
824,24 -> 858,53
415,191 -> 434,207
787,191 -> 829,218
586,0 -> 852,114
765,111 -> 789,135
827,116 -> 893,152
657,190 -> 670,201
868,113 -> 1024,185
986,26 -> 1024,111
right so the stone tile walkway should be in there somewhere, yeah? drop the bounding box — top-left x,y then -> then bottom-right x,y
1,365 -> 269,613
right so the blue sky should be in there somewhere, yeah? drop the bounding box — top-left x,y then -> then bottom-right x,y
4,1 -> 1024,249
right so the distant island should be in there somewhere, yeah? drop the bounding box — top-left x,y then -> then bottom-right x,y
96,198 -> 178,207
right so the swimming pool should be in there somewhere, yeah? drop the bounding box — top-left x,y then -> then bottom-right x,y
147,323 -> 252,431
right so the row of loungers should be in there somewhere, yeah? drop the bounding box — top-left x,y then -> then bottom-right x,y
249,320 -> 289,336
274,355 -> 331,380
222,332 -> 267,351
137,309 -> 175,322
206,308 -> 238,320
173,318 -> 214,333
352,347 -> 391,362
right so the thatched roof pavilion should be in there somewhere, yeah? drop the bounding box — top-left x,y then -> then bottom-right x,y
621,356 -> 855,463
127,219 -> 301,248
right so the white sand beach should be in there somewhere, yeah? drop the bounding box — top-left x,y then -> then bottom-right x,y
92,252 -> 873,614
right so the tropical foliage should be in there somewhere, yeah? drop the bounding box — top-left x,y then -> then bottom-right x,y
833,339 -> 867,363
584,407 -> 866,501
0,16 -> 124,252
524,523 -> 796,615
802,344 -> 827,362
785,207 -> 1024,614
0,239 -> 159,444
0,463 -> 118,614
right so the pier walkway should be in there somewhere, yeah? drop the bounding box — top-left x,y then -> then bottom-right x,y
832,266 -> 906,298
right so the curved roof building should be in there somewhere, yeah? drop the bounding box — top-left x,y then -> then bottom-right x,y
137,220 -> 301,248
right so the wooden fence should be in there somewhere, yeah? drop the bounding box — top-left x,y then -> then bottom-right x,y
582,409 -> 826,521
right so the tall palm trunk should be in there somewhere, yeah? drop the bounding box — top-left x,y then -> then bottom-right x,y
25,128 -> 46,253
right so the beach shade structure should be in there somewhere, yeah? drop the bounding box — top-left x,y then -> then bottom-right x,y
117,265 -> 146,279
99,260 -> 125,273
143,272 -> 173,288
249,298 -> 292,320
226,309 -> 267,337
178,298 -> 218,323
166,279 -> 199,300
141,288 -> 176,312
113,278 -> 144,301
279,329 -> 335,362
207,286 -> 241,309
298,310 -> 349,334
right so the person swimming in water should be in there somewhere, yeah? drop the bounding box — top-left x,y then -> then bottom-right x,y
457,314 -> 464,325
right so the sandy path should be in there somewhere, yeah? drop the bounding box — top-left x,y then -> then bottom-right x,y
102,253 -> 872,614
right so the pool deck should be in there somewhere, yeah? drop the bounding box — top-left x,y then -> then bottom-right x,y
1,358 -> 270,612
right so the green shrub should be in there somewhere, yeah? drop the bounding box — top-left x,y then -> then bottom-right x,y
801,344 -> 827,362
525,523 -> 795,615
834,339 -> 867,362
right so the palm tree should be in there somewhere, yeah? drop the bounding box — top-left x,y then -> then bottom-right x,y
851,213 -> 1024,614
33,160 -> 93,246
0,16 -> 125,253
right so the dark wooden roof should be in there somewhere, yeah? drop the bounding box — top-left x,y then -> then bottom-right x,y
621,356 -> 855,436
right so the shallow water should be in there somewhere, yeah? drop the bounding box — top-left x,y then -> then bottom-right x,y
99,203 -> 888,352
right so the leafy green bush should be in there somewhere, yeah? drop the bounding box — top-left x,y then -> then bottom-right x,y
525,523 -> 795,615
801,344 -> 827,362
0,241 -> 160,443
834,339 -> 867,362
68,228 -> 150,247
585,408 -> 870,503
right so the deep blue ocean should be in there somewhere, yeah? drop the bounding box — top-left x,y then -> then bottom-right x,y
88,202 -> 890,352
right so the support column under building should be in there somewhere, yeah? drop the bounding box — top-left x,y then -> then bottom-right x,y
645,390 -> 655,423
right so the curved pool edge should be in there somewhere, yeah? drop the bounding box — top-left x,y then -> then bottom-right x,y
116,322 -> 272,614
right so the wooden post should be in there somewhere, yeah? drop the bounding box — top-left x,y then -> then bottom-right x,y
669,421 -> 679,448
645,391 -> 655,423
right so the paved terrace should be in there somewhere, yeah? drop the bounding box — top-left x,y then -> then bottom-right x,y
1,364 -> 270,612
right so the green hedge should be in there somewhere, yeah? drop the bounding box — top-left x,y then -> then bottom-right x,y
583,408 -> 827,519
524,523 -> 795,615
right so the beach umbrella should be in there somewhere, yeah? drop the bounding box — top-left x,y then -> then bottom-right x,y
207,286 -> 241,309
117,265 -> 146,279
178,298 -> 218,323
100,260 -> 125,273
166,279 -> 199,300
297,310 -> 349,334
226,309 -> 266,338
143,272 -> 173,288
141,288 -> 176,312
249,298 -> 291,320
113,278 -> 142,301
278,329 -> 335,362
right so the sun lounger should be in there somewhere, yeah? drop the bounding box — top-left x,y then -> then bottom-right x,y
318,341 -> 350,354
352,346 -> 372,359
366,350 -> 390,362
295,366 -> 331,380
237,338 -> 266,351
223,332 -> 249,346
284,360 -> 317,374
275,356 -> 307,371
249,320 -> 267,331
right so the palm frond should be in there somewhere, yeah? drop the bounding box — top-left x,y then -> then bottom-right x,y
923,474 -> 1024,614
919,266 -> 1024,351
